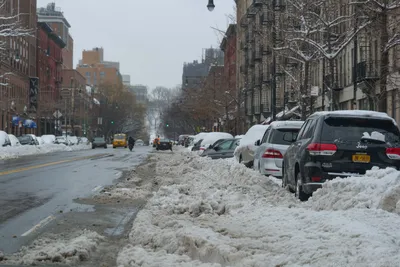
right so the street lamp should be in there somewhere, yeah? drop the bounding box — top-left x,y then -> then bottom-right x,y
207,0 -> 215,11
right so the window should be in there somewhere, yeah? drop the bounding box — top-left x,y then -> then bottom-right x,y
296,120 -> 309,140
269,128 -> 301,145
100,71 -> 105,77
261,128 -> 271,143
85,72 -> 91,77
87,77 -> 91,84
302,119 -> 316,139
218,140 -> 234,150
321,117 -> 400,143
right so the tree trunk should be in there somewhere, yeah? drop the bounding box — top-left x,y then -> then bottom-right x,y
379,12 -> 389,112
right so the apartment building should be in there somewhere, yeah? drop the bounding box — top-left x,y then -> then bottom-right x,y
0,0 -> 37,134
76,47 -> 122,87
127,85 -> 148,105
239,0 -> 400,124
37,2 -> 73,69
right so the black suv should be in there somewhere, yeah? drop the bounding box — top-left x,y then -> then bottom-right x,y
283,111 -> 400,201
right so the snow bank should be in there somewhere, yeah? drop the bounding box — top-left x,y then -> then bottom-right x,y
6,230 -> 104,265
0,143 -> 91,159
116,148 -> 400,267
309,167 -> 400,214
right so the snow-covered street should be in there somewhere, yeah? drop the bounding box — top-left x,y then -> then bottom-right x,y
3,146 -> 400,266
115,148 -> 400,267
0,143 -> 91,160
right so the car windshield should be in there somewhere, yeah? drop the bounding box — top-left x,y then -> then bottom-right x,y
160,139 -> 170,142
321,117 -> 400,144
114,134 -> 125,140
270,128 -> 300,145
94,138 -> 104,142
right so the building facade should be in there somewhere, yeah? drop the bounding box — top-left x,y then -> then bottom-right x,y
128,85 -> 148,105
0,0 -> 37,135
60,69 -> 88,136
37,2 -> 73,69
36,22 -> 65,135
182,48 -> 224,91
76,47 -> 122,86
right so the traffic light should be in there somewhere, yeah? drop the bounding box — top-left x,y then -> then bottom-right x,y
111,121 -> 114,124
166,123 -> 169,127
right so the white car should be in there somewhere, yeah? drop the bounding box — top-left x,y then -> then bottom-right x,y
199,132 -> 234,151
136,139 -> 144,146
56,136 -> 68,145
36,136 -> 45,145
8,134 -> 20,146
27,134 -> 40,145
234,125 -> 270,167
41,135 -> 56,144
0,131 -> 11,147
67,136 -> 78,145
253,121 -> 304,177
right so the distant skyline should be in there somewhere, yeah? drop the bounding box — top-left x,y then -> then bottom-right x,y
37,0 -> 235,89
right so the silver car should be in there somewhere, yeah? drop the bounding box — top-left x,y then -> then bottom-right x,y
253,120 -> 304,177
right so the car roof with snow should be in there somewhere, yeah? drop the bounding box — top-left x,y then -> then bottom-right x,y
310,110 -> 395,123
269,120 -> 304,129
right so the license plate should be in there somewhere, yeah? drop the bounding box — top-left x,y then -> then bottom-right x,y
352,154 -> 370,163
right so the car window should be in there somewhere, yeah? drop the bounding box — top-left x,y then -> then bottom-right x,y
296,120 -> 310,140
261,128 -> 271,143
321,117 -> 400,144
231,139 -> 240,148
218,140 -> 234,150
94,137 -> 104,141
302,119 -> 316,139
269,128 -> 301,145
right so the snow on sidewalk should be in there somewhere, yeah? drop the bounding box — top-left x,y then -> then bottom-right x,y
117,148 -> 400,267
0,143 -> 91,159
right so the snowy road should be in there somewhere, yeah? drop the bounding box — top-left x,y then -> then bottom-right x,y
0,145 -> 150,255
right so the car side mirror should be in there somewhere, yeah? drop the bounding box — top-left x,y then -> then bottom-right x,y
209,144 -> 212,149
255,139 -> 260,146
214,146 -> 220,151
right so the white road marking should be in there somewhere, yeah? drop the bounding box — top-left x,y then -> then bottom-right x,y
21,215 -> 56,237
92,185 -> 103,192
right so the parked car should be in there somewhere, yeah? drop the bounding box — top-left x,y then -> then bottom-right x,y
156,139 -> 173,151
201,138 -> 230,157
41,135 -> 56,144
27,134 -> 40,145
0,131 -> 11,147
92,137 -> 107,149
283,110 -> 400,201
199,132 -> 234,152
201,138 -> 240,159
234,125 -> 270,167
8,134 -> 20,146
67,136 -> 79,145
80,137 -> 89,145
184,136 -> 195,148
136,139 -> 144,146
55,136 -> 68,145
18,135 -> 38,145
36,136 -> 45,145
253,121 -> 304,177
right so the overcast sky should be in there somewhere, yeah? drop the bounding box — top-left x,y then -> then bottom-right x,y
37,0 -> 235,90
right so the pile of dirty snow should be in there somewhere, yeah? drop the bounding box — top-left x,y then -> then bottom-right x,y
116,148 -> 400,267
4,230 -> 104,265
0,143 -> 91,159
308,167 -> 400,214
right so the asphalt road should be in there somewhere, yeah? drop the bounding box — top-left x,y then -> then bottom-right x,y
0,145 -> 150,254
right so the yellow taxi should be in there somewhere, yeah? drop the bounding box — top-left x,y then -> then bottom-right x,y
113,133 -> 127,148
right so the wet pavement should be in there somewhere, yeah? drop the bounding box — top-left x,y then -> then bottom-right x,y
0,145 -> 150,255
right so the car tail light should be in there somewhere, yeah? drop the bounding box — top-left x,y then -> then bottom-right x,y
200,147 -> 206,151
307,143 -> 337,156
262,149 -> 283,158
311,176 -> 322,182
386,147 -> 400,160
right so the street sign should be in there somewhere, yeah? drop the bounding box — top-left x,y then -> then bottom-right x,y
53,110 -> 62,118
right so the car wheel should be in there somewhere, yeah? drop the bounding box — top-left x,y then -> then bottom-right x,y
282,164 -> 287,188
104,145 -> 107,149
239,154 -> 242,163
113,146 -> 116,149
295,172 -> 310,202
125,146 -> 127,148
92,146 -> 95,149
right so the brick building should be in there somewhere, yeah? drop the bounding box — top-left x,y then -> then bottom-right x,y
220,24 -> 241,133
59,69 -> 88,136
76,47 -> 122,86
37,2 -> 73,69
0,0 -> 37,135
36,22 -> 65,135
